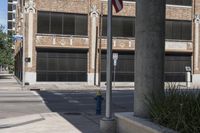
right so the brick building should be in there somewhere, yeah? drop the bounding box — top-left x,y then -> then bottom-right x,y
7,0 -> 17,32
13,0 -> 200,86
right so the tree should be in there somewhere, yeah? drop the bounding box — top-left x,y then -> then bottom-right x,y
0,25 -> 14,73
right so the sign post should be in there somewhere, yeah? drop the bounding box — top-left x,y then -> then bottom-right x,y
113,53 -> 118,90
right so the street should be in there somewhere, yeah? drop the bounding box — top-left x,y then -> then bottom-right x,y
0,75 -> 134,133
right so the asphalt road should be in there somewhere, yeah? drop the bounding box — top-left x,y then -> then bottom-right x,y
0,90 -> 134,119
38,90 -> 134,114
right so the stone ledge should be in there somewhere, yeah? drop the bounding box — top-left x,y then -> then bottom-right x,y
115,112 -> 177,133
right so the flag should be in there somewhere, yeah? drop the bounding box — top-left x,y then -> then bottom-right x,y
112,0 -> 123,13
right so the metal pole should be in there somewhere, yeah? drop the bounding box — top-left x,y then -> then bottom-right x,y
98,2 -> 103,87
22,12 -> 26,88
22,39 -> 25,88
105,0 -> 112,119
94,27 -> 98,86
114,65 -> 116,90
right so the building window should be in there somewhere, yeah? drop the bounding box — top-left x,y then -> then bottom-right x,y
102,16 -> 191,40
165,20 -> 192,40
124,0 -> 192,6
166,0 -> 192,6
102,16 -> 135,37
37,11 -> 88,36
37,12 -> 50,34
50,12 -> 63,34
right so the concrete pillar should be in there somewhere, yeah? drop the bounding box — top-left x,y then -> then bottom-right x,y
193,14 -> 200,87
88,5 -> 99,85
194,14 -> 200,71
134,0 -> 165,118
24,0 -> 36,85
27,12 -> 34,68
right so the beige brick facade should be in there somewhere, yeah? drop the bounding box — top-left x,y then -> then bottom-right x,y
14,0 -> 200,86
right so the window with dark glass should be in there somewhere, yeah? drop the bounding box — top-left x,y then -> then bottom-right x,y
102,16 -> 135,37
37,12 -> 50,33
63,14 -> 75,34
50,12 -> 63,34
8,14 -> 12,20
166,0 -> 192,6
8,22 -> 12,29
37,11 -> 88,35
8,4 -> 12,11
125,0 -> 191,6
165,20 -> 192,40
75,15 -> 88,35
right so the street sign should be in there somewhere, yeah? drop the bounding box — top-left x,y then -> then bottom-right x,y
113,53 -> 118,60
113,53 -> 118,66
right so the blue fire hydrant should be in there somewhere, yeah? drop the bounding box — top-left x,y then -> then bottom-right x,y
95,90 -> 104,115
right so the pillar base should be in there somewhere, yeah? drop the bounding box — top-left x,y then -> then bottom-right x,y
115,112 -> 176,133
192,74 -> 200,87
100,118 -> 116,133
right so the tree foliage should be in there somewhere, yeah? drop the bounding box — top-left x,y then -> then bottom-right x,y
0,25 -> 14,72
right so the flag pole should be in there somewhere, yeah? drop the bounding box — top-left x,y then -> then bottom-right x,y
106,0 -> 113,119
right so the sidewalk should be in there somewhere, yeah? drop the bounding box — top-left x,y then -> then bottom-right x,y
0,74 -> 22,91
0,113 -> 94,133
26,83 -> 134,91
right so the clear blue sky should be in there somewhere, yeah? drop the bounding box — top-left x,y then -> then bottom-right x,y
0,0 -> 8,31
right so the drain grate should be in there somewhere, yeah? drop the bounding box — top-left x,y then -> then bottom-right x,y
63,112 -> 82,115
30,88 -> 41,91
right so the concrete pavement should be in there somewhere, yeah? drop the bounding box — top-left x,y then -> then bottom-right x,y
0,74 -> 22,91
0,113 -> 85,133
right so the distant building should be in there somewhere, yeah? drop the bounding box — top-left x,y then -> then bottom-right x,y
7,0 -> 17,33
14,0 -> 200,87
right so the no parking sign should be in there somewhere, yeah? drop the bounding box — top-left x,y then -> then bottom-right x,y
113,53 -> 118,66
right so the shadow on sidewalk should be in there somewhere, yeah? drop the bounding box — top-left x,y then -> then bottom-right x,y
0,75 -> 13,79
37,90 -> 134,133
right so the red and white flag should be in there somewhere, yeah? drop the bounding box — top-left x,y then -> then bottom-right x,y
112,0 -> 123,13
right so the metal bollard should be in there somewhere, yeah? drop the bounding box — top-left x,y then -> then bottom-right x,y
95,90 -> 104,115
186,71 -> 191,88
185,66 -> 191,88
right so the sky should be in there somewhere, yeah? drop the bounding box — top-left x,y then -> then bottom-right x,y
0,0 -> 7,31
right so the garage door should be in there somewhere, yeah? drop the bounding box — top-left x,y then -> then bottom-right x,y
37,49 -> 87,82
165,54 -> 191,82
101,52 -> 134,82
101,52 -> 191,82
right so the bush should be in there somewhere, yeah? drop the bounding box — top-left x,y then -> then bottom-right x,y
147,84 -> 200,133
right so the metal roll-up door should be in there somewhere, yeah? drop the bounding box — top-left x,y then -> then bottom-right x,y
165,54 -> 191,82
101,52 -> 134,82
37,49 -> 87,82
100,52 -> 191,82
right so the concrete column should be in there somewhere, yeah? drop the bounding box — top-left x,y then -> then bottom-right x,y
134,0 -> 165,118
193,14 -> 200,87
88,5 -> 99,85
194,14 -> 200,71
27,11 -> 34,68
24,0 -> 36,85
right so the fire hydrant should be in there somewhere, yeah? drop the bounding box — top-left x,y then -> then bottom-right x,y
95,90 -> 104,115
